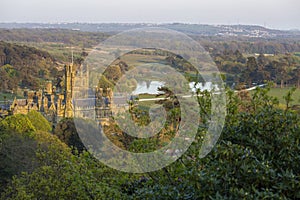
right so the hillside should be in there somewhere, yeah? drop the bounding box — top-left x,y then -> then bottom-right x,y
0,28 -> 108,48
1,27 -> 300,55
1,22 -> 300,38
0,41 -> 60,91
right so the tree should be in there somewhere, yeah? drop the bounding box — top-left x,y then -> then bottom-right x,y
234,50 -> 246,63
27,110 -> 51,132
0,114 -> 128,199
98,75 -> 114,92
0,114 -> 36,136
103,65 -> 122,83
125,87 -> 300,199
53,118 -> 86,153
1,129 -> 127,199
275,61 -> 289,88
257,53 -> 267,67
291,66 -> 300,88
0,131 -> 38,194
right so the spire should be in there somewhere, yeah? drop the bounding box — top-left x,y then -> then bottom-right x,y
71,49 -> 74,65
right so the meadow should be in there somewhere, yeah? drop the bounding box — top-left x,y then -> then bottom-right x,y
265,87 -> 300,106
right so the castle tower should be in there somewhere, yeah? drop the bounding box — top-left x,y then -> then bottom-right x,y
56,94 -> 64,117
64,63 -> 74,118
43,95 -> 48,113
37,90 -> 42,110
45,81 -> 53,94
95,86 -> 113,126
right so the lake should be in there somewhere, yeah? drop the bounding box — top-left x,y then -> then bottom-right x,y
132,81 -> 217,94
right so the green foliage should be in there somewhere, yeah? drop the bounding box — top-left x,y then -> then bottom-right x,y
0,41 -> 58,91
0,114 -> 36,136
0,29 -> 108,49
1,156 -> 126,200
252,87 -> 300,106
212,49 -> 300,88
126,87 -> 300,199
98,75 -> 114,91
0,131 -> 38,194
0,127 -> 127,199
103,65 -> 122,83
53,118 -> 86,153
0,86 -> 300,199
27,110 -> 51,132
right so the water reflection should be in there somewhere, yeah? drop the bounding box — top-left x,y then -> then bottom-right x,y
132,81 -> 217,94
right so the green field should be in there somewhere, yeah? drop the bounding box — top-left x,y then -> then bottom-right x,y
137,86 -> 300,108
260,87 -> 300,106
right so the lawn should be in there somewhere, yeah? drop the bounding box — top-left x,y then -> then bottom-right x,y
265,87 -> 300,106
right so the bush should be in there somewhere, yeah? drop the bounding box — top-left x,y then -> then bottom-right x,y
0,114 -> 35,136
27,110 -> 51,132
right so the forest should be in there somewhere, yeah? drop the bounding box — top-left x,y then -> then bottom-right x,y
0,86 -> 299,199
0,41 -> 59,91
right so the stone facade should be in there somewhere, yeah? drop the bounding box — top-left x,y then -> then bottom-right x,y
1,62 -> 131,126
9,63 -> 87,123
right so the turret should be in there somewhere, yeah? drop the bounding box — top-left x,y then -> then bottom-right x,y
64,63 -> 74,118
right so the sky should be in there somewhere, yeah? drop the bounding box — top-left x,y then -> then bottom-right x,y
1,0 -> 299,30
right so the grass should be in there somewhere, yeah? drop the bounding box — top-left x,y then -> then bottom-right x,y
138,93 -> 159,99
138,100 -> 157,108
119,54 -> 167,66
264,87 -> 300,106
0,93 -> 22,101
16,42 -> 89,63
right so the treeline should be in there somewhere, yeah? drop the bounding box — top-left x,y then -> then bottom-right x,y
1,29 -> 300,54
127,48 -> 300,88
0,41 -> 59,91
212,50 -> 300,88
0,29 -> 108,48
198,37 -> 300,54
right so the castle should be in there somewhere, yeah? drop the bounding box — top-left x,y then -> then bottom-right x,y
3,63 -> 129,126
7,63 -> 81,123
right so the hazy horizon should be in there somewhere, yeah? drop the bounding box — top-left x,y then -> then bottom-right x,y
1,0 -> 299,30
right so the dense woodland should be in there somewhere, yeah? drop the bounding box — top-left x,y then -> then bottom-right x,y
0,87 -> 300,199
0,41 -> 59,91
